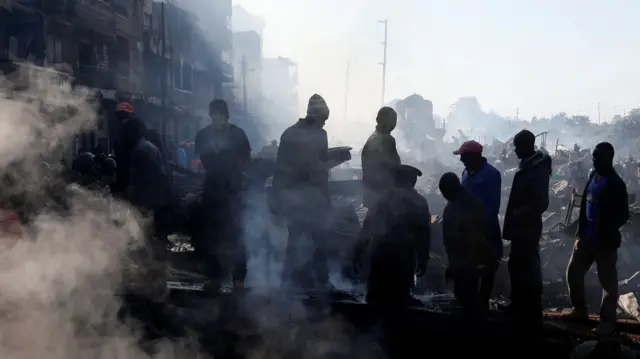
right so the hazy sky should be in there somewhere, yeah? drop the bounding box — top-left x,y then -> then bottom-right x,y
233,0 -> 640,125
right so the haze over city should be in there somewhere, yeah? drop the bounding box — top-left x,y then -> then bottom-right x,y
235,0 -> 640,123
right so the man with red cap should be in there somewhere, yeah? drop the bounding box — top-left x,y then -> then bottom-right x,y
112,102 -> 137,197
453,140 -> 502,313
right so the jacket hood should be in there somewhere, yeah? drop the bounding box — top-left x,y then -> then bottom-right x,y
520,150 -> 552,175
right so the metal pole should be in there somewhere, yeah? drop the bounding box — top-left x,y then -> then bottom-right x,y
344,60 -> 349,121
241,55 -> 248,113
378,19 -> 387,106
160,0 -> 167,141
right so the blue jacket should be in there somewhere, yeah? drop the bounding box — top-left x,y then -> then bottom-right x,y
176,147 -> 188,168
461,159 -> 503,258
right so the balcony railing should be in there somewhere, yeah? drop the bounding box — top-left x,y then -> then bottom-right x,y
172,87 -> 193,108
76,64 -> 115,89
71,0 -> 116,35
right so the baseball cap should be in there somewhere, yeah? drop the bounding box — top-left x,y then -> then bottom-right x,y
453,140 -> 483,155
116,102 -> 134,113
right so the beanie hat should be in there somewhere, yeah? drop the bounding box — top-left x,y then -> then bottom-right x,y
306,94 -> 329,119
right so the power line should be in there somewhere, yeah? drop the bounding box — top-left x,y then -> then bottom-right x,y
378,19 -> 387,106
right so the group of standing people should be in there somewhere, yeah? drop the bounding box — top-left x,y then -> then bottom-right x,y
108,92 -> 629,338
355,108 -> 630,338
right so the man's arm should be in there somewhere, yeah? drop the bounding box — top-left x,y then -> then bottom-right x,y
194,130 -> 204,157
273,131 -> 295,194
614,178 -> 630,229
381,135 -> 401,167
486,169 -> 502,217
515,167 -> 550,218
412,199 -> 432,265
235,127 -> 252,167
531,168 -> 550,215
441,206 -> 460,263
316,131 -> 331,201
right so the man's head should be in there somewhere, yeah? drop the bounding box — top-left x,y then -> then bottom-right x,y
439,172 -> 462,201
306,94 -> 329,128
592,142 -> 615,173
209,99 -> 230,128
453,140 -> 483,170
392,164 -> 422,189
115,102 -> 134,121
119,118 -> 147,149
376,107 -> 397,133
513,129 -> 536,159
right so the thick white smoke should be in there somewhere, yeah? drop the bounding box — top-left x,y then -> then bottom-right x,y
0,65 -> 187,359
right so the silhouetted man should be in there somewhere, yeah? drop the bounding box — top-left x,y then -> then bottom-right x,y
502,129 -> 551,333
273,94 -> 332,290
361,107 -> 401,209
440,172 -> 493,320
567,142 -> 629,336
193,99 -> 251,290
112,102 -> 136,197
453,140 -> 502,308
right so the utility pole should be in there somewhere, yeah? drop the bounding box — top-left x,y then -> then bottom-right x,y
241,55 -> 248,113
598,102 -> 601,124
378,19 -> 387,106
344,60 -> 350,121
159,0 -> 168,142
516,107 -> 519,121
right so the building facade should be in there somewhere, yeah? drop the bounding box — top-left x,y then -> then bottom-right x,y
0,0 -> 244,152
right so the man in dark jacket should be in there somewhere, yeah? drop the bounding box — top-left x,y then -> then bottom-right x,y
502,129 -> 552,332
273,94 -> 332,290
453,140 -> 502,307
566,142 -> 629,336
361,107 -> 401,209
192,99 -> 251,290
355,164 -> 430,308
440,172 -> 494,320
112,102 -> 136,197
124,119 -> 173,212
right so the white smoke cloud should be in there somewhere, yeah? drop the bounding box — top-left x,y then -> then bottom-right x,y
0,64 -> 184,359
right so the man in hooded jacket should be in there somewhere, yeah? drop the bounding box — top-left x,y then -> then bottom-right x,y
361,107 -> 402,209
273,94 -> 333,290
502,129 -> 552,333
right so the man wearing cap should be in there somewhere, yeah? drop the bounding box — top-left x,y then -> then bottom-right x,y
355,164 -> 431,308
193,99 -> 252,291
273,93 -> 333,290
361,107 -> 401,209
453,140 -> 502,309
112,102 -> 136,197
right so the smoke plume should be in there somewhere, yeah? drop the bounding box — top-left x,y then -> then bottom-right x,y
0,65 -> 182,359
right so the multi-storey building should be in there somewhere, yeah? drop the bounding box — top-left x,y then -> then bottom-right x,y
142,0 -> 232,143
1,0 -> 237,150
